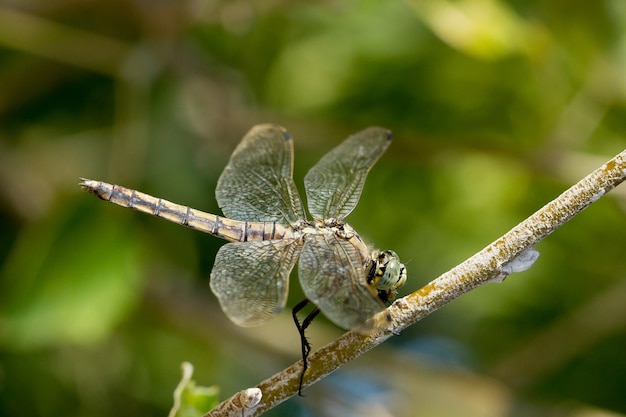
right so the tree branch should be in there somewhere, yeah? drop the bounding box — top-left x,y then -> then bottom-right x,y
204,149 -> 626,417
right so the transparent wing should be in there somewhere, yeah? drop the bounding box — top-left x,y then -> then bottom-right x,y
216,124 -> 305,223
304,127 -> 392,220
210,239 -> 302,327
298,234 -> 385,330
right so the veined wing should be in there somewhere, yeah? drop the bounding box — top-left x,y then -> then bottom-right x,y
216,124 -> 305,224
304,127 -> 392,221
210,238 -> 302,327
298,233 -> 386,331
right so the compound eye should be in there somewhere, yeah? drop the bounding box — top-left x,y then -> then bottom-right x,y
375,251 -> 407,291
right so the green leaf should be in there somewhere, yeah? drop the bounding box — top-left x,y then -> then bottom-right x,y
169,362 -> 220,417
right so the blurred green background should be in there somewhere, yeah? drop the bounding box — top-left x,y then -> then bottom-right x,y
1,1 -> 625,416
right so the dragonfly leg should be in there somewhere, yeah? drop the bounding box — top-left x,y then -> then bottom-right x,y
292,299 -> 320,396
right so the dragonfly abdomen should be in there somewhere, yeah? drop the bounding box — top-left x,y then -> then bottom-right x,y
79,179 -> 288,242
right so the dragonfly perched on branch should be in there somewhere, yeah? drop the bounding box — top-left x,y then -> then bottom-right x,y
80,124 -> 407,393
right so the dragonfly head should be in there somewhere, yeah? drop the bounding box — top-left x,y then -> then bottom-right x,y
369,250 -> 407,303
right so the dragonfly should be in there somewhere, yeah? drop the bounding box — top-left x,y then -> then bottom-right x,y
80,124 -> 407,393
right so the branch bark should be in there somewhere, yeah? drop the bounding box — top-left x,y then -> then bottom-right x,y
205,149 -> 626,417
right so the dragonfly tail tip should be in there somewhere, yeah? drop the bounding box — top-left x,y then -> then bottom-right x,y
78,178 -> 97,193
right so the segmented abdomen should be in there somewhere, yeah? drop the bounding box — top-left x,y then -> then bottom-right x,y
79,179 -> 288,242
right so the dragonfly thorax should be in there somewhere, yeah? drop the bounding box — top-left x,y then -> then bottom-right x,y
298,219 -> 372,268
368,250 -> 407,303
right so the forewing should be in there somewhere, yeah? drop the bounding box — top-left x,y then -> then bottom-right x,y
210,239 -> 302,327
298,234 -> 386,330
216,124 -> 305,223
304,127 -> 392,220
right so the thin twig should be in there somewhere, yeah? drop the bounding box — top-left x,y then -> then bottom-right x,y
205,149 -> 626,417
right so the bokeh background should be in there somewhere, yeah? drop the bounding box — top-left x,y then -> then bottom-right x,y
1,1 -> 626,416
